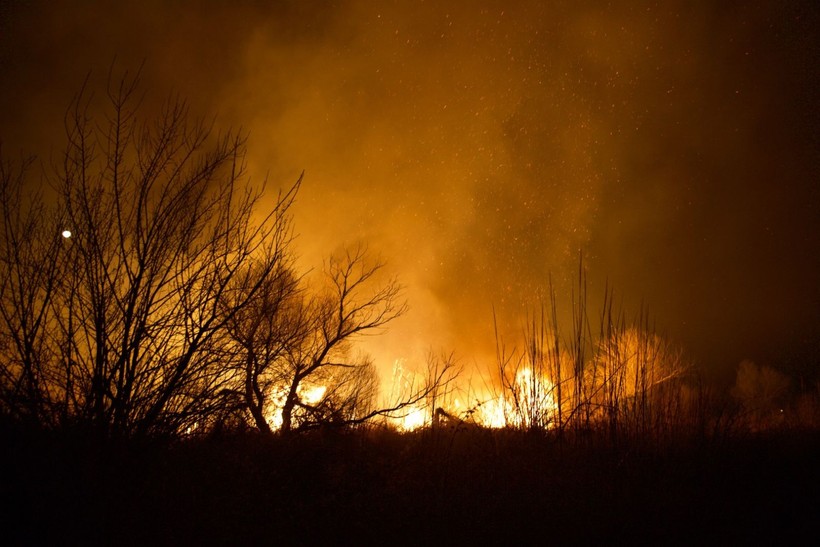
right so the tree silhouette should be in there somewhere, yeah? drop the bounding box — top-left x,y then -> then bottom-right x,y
0,70 -> 455,438
227,245 -> 455,434
0,71 -> 298,437
0,153 -> 65,426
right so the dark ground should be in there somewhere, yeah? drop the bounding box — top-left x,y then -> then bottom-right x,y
2,425 -> 817,545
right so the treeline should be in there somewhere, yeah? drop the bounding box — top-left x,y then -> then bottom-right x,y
436,274 -> 818,443
0,72 -> 441,439
2,72 -> 816,443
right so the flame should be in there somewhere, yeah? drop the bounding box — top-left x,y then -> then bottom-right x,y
299,384 -> 326,405
508,367 -> 558,429
262,382 -> 329,431
396,405 -> 427,431
259,361 -> 561,432
385,363 -> 560,430
385,359 -> 431,430
471,394 -> 508,428
460,368 -> 559,429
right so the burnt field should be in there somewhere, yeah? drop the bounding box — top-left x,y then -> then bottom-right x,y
3,425 -> 817,545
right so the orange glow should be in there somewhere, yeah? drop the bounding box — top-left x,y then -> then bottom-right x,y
470,394 -> 508,429
382,363 -> 560,431
263,382 -> 329,431
299,385 -> 326,405
0,0 -> 816,418
385,359 -> 430,430
507,367 -> 559,429
395,404 -> 427,431
593,328 -> 685,400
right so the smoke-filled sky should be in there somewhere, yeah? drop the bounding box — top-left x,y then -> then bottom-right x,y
1,0 -> 818,382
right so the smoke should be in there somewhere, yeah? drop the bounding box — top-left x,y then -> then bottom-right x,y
2,0 -> 818,382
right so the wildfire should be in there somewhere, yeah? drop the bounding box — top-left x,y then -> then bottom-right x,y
396,405 -> 427,431
299,384 -> 327,404
470,394 -> 508,428
259,361 -> 561,432
384,361 -> 560,431
460,368 -> 559,430
263,382 -> 329,431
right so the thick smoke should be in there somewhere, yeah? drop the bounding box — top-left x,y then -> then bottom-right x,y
1,0 -> 818,382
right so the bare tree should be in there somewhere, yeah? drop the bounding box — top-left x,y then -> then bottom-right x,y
223,263 -> 305,434
0,151 -> 68,425
0,71 -> 299,438
229,245 -> 401,433
2,70 -> 446,439
227,244 -> 456,434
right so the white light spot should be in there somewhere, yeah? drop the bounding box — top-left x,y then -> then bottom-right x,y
61,230 -> 72,239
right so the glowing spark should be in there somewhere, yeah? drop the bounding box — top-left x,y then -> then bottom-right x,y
61,230 -> 72,238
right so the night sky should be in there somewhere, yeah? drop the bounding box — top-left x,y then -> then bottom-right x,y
1,0 -> 818,383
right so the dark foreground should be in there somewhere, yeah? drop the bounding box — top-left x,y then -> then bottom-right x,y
2,425 -> 817,545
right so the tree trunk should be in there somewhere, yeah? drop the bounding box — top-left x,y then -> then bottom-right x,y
245,350 -> 272,434
280,380 -> 300,434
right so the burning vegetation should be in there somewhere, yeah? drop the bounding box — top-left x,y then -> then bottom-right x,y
1,65 -> 818,546
1,72 -> 817,442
